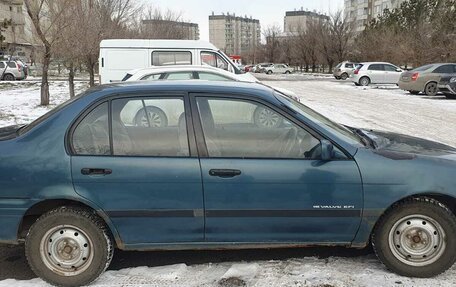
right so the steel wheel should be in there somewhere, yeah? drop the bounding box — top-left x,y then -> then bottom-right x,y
40,225 -> 94,277
425,82 -> 438,96
340,73 -> 348,80
360,77 -> 370,86
388,215 -> 446,267
253,107 -> 282,128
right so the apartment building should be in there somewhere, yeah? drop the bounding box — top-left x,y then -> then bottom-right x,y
0,0 -> 33,59
284,9 -> 330,34
345,0 -> 407,32
209,12 -> 261,56
142,20 -> 200,40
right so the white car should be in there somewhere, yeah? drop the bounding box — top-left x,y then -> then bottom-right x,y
122,65 -> 258,83
120,66 -> 299,128
265,64 -> 293,75
352,62 -> 403,86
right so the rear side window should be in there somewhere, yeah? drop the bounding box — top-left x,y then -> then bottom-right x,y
164,72 -> 194,80
368,64 -> 384,71
141,73 -> 162,80
345,63 -> 354,68
72,102 -> 110,155
433,65 -> 455,74
0,62 -> 4,68
152,51 -> 192,66
7,62 -> 16,68
198,72 -> 231,81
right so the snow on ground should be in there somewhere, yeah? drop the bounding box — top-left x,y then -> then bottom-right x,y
0,81 -> 89,126
262,76 -> 456,147
0,78 -> 455,286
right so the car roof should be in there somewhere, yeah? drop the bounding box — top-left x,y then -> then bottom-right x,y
128,65 -> 231,75
100,39 -> 218,50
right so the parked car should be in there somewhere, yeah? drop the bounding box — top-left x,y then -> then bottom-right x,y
1,81 -> 456,286
264,64 -> 293,74
352,62 -> 403,86
243,65 -> 254,72
438,74 -> 456,99
333,61 -> 359,80
99,39 -> 244,84
253,63 -> 273,73
121,65 -> 258,83
0,60 -> 26,81
398,63 -> 456,96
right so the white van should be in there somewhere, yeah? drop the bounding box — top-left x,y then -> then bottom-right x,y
99,39 -> 250,84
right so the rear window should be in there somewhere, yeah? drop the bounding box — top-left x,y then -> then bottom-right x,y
345,63 -> 354,68
412,64 -> 434,72
152,51 -> 192,66
0,62 -> 4,68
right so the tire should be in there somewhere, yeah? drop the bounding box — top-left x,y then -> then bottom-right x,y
266,70 -> 273,75
354,82 -> 361,86
444,93 -> 456,99
2,73 -> 15,81
25,207 -> 114,287
134,105 -> 168,127
424,82 -> 438,96
335,76 -> 341,80
409,91 -> 420,95
285,70 -> 291,74
340,73 -> 349,80
359,76 -> 370,86
372,197 -> 456,278
253,106 -> 283,128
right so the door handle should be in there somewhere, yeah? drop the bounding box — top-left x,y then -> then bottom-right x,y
81,168 -> 112,175
209,169 -> 241,178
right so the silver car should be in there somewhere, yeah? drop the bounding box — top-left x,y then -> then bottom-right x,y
0,60 -> 27,81
333,61 -> 358,80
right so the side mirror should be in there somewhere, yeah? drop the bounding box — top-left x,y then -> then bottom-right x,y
321,140 -> 334,161
396,68 -> 402,72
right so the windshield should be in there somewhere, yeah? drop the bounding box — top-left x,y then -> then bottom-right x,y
218,50 -> 241,74
273,91 -> 365,146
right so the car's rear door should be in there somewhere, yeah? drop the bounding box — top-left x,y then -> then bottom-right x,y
70,94 -> 204,245
191,94 -> 363,243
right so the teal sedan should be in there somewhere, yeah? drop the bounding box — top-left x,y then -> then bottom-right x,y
0,81 -> 455,286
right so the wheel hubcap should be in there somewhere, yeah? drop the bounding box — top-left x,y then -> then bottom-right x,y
257,108 -> 280,127
389,215 -> 446,267
40,225 -> 93,276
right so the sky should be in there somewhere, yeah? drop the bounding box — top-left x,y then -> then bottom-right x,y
139,0 -> 345,41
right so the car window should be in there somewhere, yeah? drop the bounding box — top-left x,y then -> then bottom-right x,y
201,52 -> 229,71
164,72 -> 194,80
433,65 -> 454,74
121,73 -> 133,81
335,63 -> 342,69
7,62 -> 16,68
368,64 -> 384,71
196,97 -> 321,159
72,102 -> 110,156
412,64 -> 434,72
0,62 -> 4,68
383,64 -> 398,72
140,73 -> 162,80
152,51 -> 192,66
113,98 -> 189,156
345,63 -> 354,68
198,72 -> 232,81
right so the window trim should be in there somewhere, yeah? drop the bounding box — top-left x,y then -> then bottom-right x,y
66,92 -> 198,158
151,50 -> 193,66
189,93 -> 352,160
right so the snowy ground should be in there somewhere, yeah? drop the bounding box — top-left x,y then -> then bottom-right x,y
0,77 -> 455,287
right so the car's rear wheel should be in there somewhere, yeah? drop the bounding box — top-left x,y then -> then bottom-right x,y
285,70 -> 291,74
409,90 -> 420,95
372,198 -> 456,278
134,106 -> 168,127
424,82 -> 438,96
266,70 -> 273,75
340,73 -> 349,80
443,93 -> 456,99
2,73 -> 15,81
359,76 -> 370,86
25,207 -> 113,287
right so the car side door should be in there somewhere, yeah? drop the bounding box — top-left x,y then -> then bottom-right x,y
70,94 -> 204,245
383,64 -> 402,84
367,64 -> 385,83
191,94 -> 363,243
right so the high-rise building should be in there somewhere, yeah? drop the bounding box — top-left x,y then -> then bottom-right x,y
141,20 -> 200,40
209,12 -> 261,56
284,9 -> 330,34
345,0 -> 407,32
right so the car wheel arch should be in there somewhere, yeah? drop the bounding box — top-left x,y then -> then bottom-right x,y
368,193 -> 456,241
359,76 -> 371,85
17,198 -> 124,249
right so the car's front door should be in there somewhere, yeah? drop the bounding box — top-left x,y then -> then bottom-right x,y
70,95 -> 204,245
383,64 -> 402,84
192,95 -> 363,243
367,64 -> 386,83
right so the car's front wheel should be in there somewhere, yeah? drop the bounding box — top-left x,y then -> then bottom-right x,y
340,73 -> 349,80
443,93 -> 456,99
25,207 -> 114,287
373,198 -> 456,278
266,70 -> 273,75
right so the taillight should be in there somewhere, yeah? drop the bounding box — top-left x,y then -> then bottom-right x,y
411,72 -> 419,81
17,64 -> 22,72
354,69 -> 359,75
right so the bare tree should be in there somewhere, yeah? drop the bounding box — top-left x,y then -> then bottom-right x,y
263,25 -> 282,63
24,0 -> 71,105
328,11 -> 355,64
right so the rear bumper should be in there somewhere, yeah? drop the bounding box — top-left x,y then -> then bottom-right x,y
398,81 -> 421,91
